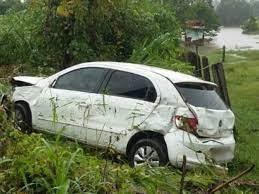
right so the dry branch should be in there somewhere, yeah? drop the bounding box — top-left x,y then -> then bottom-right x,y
208,165 -> 255,194
179,155 -> 187,194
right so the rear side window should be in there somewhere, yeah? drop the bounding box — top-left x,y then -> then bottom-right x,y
176,83 -> 227,110
105,71 -> 157,102
54,68 -> 108,93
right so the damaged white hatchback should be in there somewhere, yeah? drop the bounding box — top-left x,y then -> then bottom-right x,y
12,62 -> 235,168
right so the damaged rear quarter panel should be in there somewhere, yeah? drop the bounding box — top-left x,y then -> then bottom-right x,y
112,76 -> 188,153
189,104 -> 235,138
13,86 -> 43,122
137,77 -> 188,134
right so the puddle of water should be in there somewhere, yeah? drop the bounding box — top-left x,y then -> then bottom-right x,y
227,53 -> 246,59
212,27 -> 259,50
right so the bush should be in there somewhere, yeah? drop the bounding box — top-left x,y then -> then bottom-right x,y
242,17 -> 259,34
0,0 -> 190,73
130,33 -> 193,74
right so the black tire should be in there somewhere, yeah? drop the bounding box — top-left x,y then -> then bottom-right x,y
128,138 -> 168,167
14,103 -> 32,133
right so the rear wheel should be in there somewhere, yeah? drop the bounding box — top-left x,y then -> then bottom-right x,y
15,103 -> 32,133
128,138 -> 168,167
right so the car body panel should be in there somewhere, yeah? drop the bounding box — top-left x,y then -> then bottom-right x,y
189,104 -> 235,138
12,61 -> 236,168
12,76 -> 45,85
13,86 -> 44,125
165,130 -> 235,168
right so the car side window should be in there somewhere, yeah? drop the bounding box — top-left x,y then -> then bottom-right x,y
104,71 -> 157,102
54,68 -> 108,93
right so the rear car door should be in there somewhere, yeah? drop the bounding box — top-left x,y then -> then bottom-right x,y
94,70 -> 158,147
34,67 -> 109,142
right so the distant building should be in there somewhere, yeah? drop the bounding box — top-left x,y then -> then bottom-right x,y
184,20 -> 205,46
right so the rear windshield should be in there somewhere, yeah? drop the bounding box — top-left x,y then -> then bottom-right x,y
176,83 -> 228,110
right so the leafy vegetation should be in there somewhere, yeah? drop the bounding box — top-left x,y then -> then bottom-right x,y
250,0 -> 259,18
171,0 -> 219,32
0,0 -> 25,15
0,0 -> 222,73
216,0 -> 251,26
0,0 -> 188,72
242,16 -> 259,34
155,0 -> 219,32
216,0 -> 259,27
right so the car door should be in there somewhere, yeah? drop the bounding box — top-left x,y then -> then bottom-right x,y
34,67 -> 109,143
94,70 -> 158,147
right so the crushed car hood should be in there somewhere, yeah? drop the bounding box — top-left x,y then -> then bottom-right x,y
11,76 -> 45,86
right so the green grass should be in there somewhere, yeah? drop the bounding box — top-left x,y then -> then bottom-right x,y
0,115 -> 233,193
208,50 -> 259,181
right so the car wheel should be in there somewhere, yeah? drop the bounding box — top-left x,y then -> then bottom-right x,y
128,138 -> 168,167
15,103 -> 32,133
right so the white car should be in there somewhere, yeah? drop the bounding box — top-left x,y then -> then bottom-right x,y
12,62 -> 235,168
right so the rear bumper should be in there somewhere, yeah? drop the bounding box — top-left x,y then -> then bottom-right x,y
164,130 -> 235,168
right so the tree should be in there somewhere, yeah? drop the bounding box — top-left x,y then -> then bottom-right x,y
0,0 -> 25,15
242,16 -> 259,34
250,1 -> 259,17
0,0 -> 184,71
213,0 -> 221,8
216,0 -> 251,26
166,0 -> 219,31
184,1 -> 219,31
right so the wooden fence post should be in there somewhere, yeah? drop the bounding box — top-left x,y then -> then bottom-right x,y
218,62 -> 231,108
202,56 -> 211,81
179,155 -> 187,194
211,63 -> 231,108
185,51 -> 202,78
212,63 -> 220,93
222,45 -> 226,62
196,55 -> 202,78
212,63 -> 237,138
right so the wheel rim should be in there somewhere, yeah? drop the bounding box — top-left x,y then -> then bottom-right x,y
134,146 -> 160,167
15,109 -> 24,127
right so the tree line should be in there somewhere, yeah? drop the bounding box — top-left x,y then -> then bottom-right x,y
216,0 -> 259,27
0,0 -> 219,72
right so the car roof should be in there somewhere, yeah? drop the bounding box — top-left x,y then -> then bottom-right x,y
77,61 -> 216,86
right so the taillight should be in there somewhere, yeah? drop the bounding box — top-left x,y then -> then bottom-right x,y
174,115 -> 198,135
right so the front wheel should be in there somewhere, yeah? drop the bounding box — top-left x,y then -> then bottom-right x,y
128,138 -> 168,167
15,103 -> 32,133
